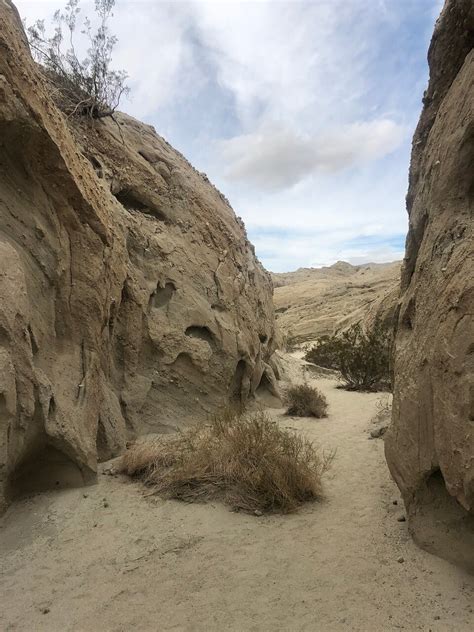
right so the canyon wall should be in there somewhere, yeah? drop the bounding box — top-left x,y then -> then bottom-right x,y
385,0 -> 474,570
0,0 -> 276,510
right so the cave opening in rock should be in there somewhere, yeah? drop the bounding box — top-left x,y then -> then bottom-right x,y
149,281 -> 176,309
256,371 -> 272,395
9,442 -> 93,500
410,468 -> 474,572
230,359 -> 247,402
185,325 -> 215,346
114,189 -> 167,222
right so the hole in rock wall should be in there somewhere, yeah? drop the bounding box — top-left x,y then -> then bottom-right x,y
114,189 -> 167,222
185,326 -> 215,345
230,359 -> 247,402
9,443 -> 91,499
149,282 -> 176,309
410,468 -> 474,572
256,371 -> 272,394
259,334 -> 268,344
255,370 -> 280,408
114,189 -> 148,211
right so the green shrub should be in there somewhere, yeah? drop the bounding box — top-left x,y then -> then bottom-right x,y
305,319 -> 391,391
304,334 -> 341,370
285,383 -> 328,418
121,408 -> 333,514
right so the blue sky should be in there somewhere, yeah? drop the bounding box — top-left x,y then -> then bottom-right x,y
17,0 -> 444,271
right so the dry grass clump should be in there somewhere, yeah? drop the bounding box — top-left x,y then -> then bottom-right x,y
121,408 -> 333,514
285,384 -> 328,418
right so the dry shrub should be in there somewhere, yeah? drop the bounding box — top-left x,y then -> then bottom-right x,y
121,408 -> 333,514
285,384 -> 328,418
27,0 -> 129,119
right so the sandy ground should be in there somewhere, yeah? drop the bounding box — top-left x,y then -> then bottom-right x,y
1,370 -> 473,631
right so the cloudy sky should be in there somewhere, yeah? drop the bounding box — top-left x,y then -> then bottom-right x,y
17,0 -> 444,271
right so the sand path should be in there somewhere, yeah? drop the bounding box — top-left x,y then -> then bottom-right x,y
1,374 -> 473,631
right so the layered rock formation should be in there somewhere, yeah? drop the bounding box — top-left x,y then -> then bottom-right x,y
0,0 -> 276,511
272,261 -> 401,346
385,0 -> 474,570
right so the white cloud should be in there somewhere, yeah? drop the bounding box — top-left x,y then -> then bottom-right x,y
220,119 -> 406,190
14,0 -> 437,271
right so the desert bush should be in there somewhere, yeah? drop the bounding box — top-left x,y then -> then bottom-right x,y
304,334 -> 341,370
305,319 -> 391,391
27,0 -> 129,119
121,408 -> 333,514
285,384 -> 328,418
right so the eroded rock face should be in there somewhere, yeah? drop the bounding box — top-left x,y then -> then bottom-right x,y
0,0 -> 276,510
385,0 -> 474,570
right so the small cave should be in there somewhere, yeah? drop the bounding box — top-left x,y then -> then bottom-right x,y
259,333 -> 268,344
149,281 -> 176,309
185,325 -> 215,346
255,369 -> 281,407
9,442 -> 93,499
410,468 -> 474,572
114,188 -> 167,222
230,359 -> 247,402
256,371 -> 272,394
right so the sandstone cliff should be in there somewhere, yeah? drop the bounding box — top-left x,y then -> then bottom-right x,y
385,0 -> 474,570
272,261 -> 400,346
0,0 -> 276,511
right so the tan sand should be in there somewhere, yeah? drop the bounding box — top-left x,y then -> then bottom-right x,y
1,364 -> 473,631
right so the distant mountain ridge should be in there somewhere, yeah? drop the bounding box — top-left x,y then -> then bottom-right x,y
272,260 -> 401,345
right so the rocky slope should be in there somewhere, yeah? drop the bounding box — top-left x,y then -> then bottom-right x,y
0,0 -> 276,511
272,260 -> 401,346
385,0 -> 474,571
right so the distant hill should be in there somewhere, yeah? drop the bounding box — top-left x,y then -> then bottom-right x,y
272,260 -> 401,346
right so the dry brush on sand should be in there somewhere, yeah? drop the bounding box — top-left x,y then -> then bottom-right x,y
121,408 -> 333,514
285,384 -> 328,418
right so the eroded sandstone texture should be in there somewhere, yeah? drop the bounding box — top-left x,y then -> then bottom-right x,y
0,0 -> 276,510
385,0 -> 474,570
